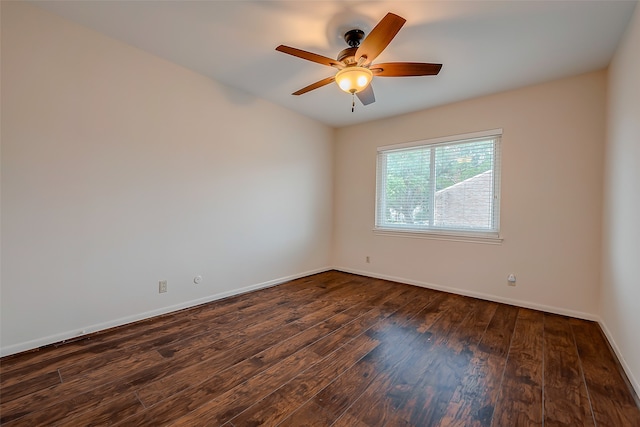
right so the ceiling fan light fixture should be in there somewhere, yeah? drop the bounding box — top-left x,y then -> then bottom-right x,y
276,13 -> 441,104
335,66 -> 373,94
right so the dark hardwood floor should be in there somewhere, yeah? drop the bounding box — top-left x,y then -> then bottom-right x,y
1,271 -> 639,426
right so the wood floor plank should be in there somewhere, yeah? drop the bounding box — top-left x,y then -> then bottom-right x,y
345,298 -> 495,427
447,299 -> 499,352
304,288 -> 423,359
312,292 -> 450,419
330,411 -> 371,427
571,318 -> 640,426
477,304 -> 519,357
434,304 -> 519,427
0,273 -> 331,388
177,347 -> 326,426
2,278 -> 400,425
134,282 -> 403,406
543,314 -> 595,427
4,315 -> 313,425
115,347 -> 325,427
47,394 -> 143,427
0,278 -> 373,423
429,301 -> 495,427
223,287 -> 437,426
56,396 -> 144,427
1,271 -> 638,426
136,304 -> 364,407
378,299 -> 497,425
114,280 -> 400,423
0,370 -> 61,403
1,270 -> 351,375
227,340 -> 377,426
490,309 -> 544,426
275,401 -> 336,427
364,295 -> 475,426
277,287 -> 466,427
2,310 -> 298,423
56,285 -> 325,375
168,335 -> 380,426
61,347 -> 167,385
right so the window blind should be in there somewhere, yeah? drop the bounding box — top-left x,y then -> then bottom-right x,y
376,131 -> 501,236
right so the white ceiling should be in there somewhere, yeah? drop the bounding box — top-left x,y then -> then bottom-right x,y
31,1 -> 636,128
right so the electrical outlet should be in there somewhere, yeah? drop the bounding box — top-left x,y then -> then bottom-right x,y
159,280 -> 168,293
507,274 -> 516,286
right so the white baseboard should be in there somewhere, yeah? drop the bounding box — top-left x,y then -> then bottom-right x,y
334,266 -> 598,321
0,266 -> 332,357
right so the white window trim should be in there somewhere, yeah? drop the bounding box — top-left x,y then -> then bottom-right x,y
373,227 -> 503,244
377,129 -> 502,152
375,129 -> 502,242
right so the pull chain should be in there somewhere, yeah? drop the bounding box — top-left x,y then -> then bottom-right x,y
351,93 -> 355,113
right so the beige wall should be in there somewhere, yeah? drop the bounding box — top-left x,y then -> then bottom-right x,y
334,71 -> 606,318
602,2 -> 640,394
0,2 -> 334,355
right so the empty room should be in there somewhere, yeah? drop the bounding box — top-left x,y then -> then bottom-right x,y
1,1 -> 639,425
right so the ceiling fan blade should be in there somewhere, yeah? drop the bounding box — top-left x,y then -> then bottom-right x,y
372,62 -> 443,77
292,76 -> 336,95
356,85 -> 375,105
276,45 -> 343,69
355,13 -> 406,66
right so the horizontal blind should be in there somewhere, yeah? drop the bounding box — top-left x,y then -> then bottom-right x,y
376,133 -> 501,234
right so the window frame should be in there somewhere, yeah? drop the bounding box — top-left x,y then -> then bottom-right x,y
374,129 -> 502,243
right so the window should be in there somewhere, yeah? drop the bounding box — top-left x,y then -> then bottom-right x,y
375,129 -> 501,239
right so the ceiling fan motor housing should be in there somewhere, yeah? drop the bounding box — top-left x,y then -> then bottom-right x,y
337,47 -> 358,64
338,29 -> 365,64
344,29 -> 365,47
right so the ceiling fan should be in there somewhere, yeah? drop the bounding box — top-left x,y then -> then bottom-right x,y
276,12 -> 442,109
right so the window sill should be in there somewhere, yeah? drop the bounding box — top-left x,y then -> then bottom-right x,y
373,228 -> 503,244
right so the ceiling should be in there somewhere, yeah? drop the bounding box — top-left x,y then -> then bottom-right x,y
30,1 -> 637,128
